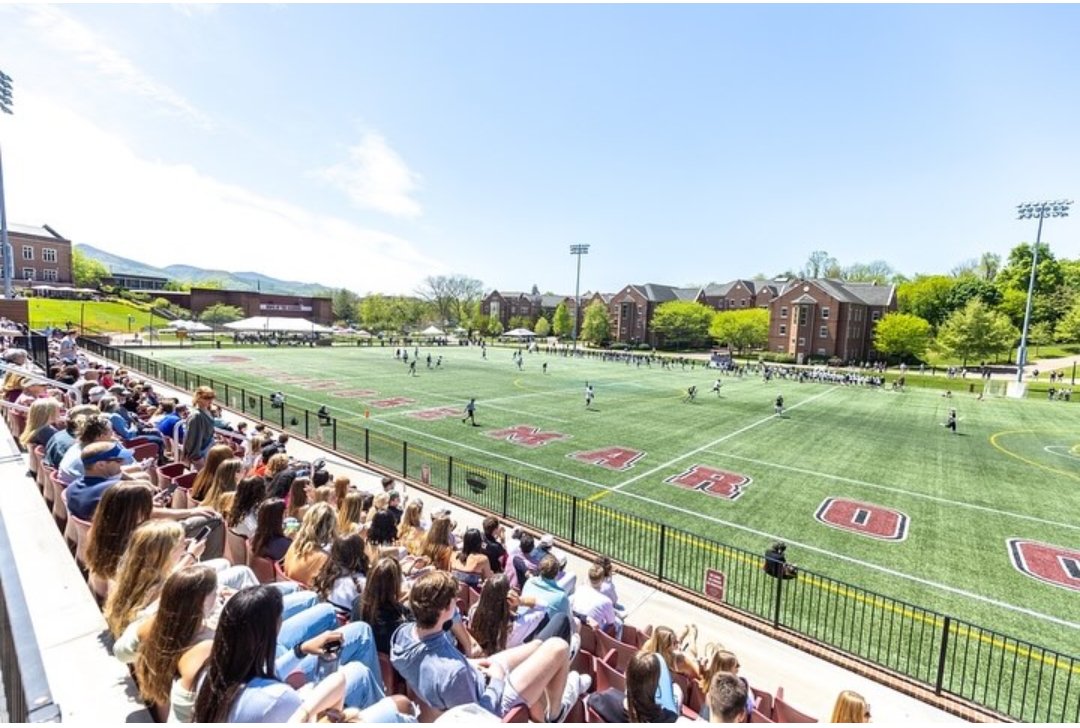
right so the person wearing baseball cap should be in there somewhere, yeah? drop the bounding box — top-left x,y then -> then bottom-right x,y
66,442 -> 142,521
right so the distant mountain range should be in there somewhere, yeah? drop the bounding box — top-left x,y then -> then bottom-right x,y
77,244 -> 332,296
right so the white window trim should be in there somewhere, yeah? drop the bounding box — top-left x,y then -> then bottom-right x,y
22,245 -> 33,261
781,307 -> 788,319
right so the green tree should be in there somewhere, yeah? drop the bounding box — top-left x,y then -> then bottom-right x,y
1029,321 -> 1054,356
552,302 -> 573,338
977,252 -> 1001,282
487,317 -> 504,336
72,248 -> 110,288
995,242 -> 1064,298
935,299 -> 1018,366
897,275 -> 957,328
842,260 -> 895,283
650,301 -> 715,349
199,304 -> 245,326
709,309 -> 769,353
1054,298 -> 1080,343
331,288 -> 360,323
163,280 -> 191,292
580,300 -> 611,345
507,315 -> 532,331
416,275 -> 484,325
872,312 -> 932,362
534,316 -> 551,337
802,250 -> 838,279
359,294 -> 393,332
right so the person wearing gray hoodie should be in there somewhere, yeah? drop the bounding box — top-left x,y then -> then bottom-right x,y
390,571 -> 589,721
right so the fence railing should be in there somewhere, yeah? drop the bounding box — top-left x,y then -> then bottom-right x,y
0,512 -> 62,722
85,340 -> 1080,722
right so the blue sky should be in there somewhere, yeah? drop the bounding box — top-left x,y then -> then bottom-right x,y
1,4 -> 1078,295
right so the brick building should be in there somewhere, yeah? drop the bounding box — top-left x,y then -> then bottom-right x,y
702,279 -> 778,311
155,287 -> 333,325
3,224 -> 73,285
481,289 -> 569,329
608,283 -> 704,346
766,279 -> 897,363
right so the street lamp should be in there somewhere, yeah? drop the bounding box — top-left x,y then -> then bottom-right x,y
0,69 -> 14,300
127,314 -> 135,333
1015,200 -> 1072,383
569,244 -> 590,352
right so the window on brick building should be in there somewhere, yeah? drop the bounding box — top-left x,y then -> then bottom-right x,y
22,245 -> 33,261
798,337 -> 805,346
821,307 -> 830,319
42,248 -> 57,263
872,310 -> 881,321
22,267 -> 35,281
819,325 -> 828,338
780,307 -> 788,318
43,269 -> 58,282
779,324 -> 786,335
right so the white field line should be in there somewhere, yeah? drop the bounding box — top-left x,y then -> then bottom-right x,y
705,451 -> 1080,533
607,387 -> 839,494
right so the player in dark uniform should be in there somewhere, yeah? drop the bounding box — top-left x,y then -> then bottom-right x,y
585,383 -> 594,409
684,385 -> 697,403
945,408 -> 957,434
462,398 -> 478,426
774,394 -> 784,415
408,360 -> 417,376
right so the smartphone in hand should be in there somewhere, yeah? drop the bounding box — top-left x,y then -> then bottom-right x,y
193,525 -> 212,543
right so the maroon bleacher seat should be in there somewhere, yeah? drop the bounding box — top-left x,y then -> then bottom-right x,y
595,629 -> 637,672
773,688 -> 818,723
595,656 -> 626,694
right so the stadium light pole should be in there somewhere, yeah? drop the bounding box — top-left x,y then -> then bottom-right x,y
1015,200 -> 1072,383
569,244 -> 590,352
0,69 -> 14,301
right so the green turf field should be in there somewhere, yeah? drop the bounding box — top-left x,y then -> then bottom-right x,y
145,345 -> 1080,658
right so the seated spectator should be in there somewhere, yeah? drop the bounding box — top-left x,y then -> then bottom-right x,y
332,474 -> 351,506
337,491 -> 365,536
697,647 -> 755,721
707,673 -> 749,724
103,521 -> 194,637
66,441 -> 154,522
387,490 -> 404,524
86,482 -> 155,598
283,502 -> 336,585
266,453 -> 297,499
521,555 -> 572,623
594,555 -> 623,612
468,574 -> 559,655
201,457 -> 244,514
830,690 -> 870,723
367,508 -> 406,563
572,563 -> 622,639
641,626 -> 702,699
312,534 -> 369,618
390,571 -> 589,721
451,528 -> 494,588
192,585 -> 403,722
189,443 -> 235,503
481,517 -> 508,574
98,394 -> 166,460
361,556 -> 412,654
44,404 -> 97,469
586,651 -> 681,723
419,515 -> 455,572
285,474 -> 311,521
397,499 -> 427,556
508,533 -> 538,590
59,413 -> 147,484
250,498 -> 292,562
152,399 -> 180,434
226,476 -> 266,538
19,397 -> 62,453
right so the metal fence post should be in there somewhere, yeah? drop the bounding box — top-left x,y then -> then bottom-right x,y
279,402 -> 285,428
447,456 -> 454,495
772,570 -> 784,629
402,441 -> 408,476
241,388 -> 247,414
259,395 -> 264,421
332,419 -> 337,451
502,473 -> 509,517
224,383 -> 230,405
364,429 -> 370,463
657,524 -> 666,582
304,410 -> 309,438
570,496 -> 578,547
935,616 -> 951,695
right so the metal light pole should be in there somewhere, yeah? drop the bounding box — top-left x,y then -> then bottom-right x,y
0,69 -> 14,301
1015,200 -> 1072,383
569,244 -> 590,352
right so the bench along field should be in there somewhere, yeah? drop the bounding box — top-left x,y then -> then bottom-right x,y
147,345 -> 1080,666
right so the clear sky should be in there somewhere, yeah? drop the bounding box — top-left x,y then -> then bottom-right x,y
1,4 -> 1078,295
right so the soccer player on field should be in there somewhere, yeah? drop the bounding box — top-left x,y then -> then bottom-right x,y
462,398 -> 478,426
684,385 -> 697,403
774,393 -> 784,415
711,379 -> 723,396
585,383 -> 594,409
945,408 -> 957,434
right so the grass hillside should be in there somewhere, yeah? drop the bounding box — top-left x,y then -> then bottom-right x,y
29,299 -> 158,334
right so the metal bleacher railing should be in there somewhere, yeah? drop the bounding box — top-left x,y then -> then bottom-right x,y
82,339 -> 1080,722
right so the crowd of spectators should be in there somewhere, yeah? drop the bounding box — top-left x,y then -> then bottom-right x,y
4,329 -> 876,723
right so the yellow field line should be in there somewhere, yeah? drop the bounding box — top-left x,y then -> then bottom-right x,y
989,430 -> 1080,483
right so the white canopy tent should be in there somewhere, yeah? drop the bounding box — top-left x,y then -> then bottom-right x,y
162,319 -> 213,332
223,316 -> 333,333
420,325 -> 445,336
503,328 -> 535,338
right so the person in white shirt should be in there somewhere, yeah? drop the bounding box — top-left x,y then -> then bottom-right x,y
572,564 -> 622,639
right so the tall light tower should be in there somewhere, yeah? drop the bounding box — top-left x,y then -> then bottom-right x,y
1015,200 -> 1071,383
0,69 -> 14,300
569,243 -> 590,352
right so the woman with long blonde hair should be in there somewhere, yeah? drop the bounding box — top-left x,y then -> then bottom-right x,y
104,520 -> 194,637
419,515 -> 454,572
189,444 -> 234,503
830,690 -> 871,723
200,457 -> 243,514
396,499 -> 427,556
697,645 -> 756,719
283,502 -> 336,585
19,397 -> 61,448
337,491 -> 364,536
640,625 -> 700,708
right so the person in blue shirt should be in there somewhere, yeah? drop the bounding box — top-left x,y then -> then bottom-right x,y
99,395 -> 165,460
155,400 -> 183,439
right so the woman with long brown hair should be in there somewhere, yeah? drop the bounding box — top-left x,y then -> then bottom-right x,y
467,573 -> 512,657
201,457 -> 244,514
250,497 -> 291,562
587,652 -> 680,723
86,481 -> 155,600
451,527 -> 494,587
104,520 -> 195,637
285,475 -> 311,521
419,515 -> 454,572
226,476 -> 266,537
311,534 -> 369,618
359,557 -> 411,654
830,690 -> 871,723
189,443 -> 234,503
133,565 -> 218,720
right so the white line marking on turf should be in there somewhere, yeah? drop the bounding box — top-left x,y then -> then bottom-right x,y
599,486 -> 1080,632
607,387 -> 839,494
704,452 -> 1080,533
